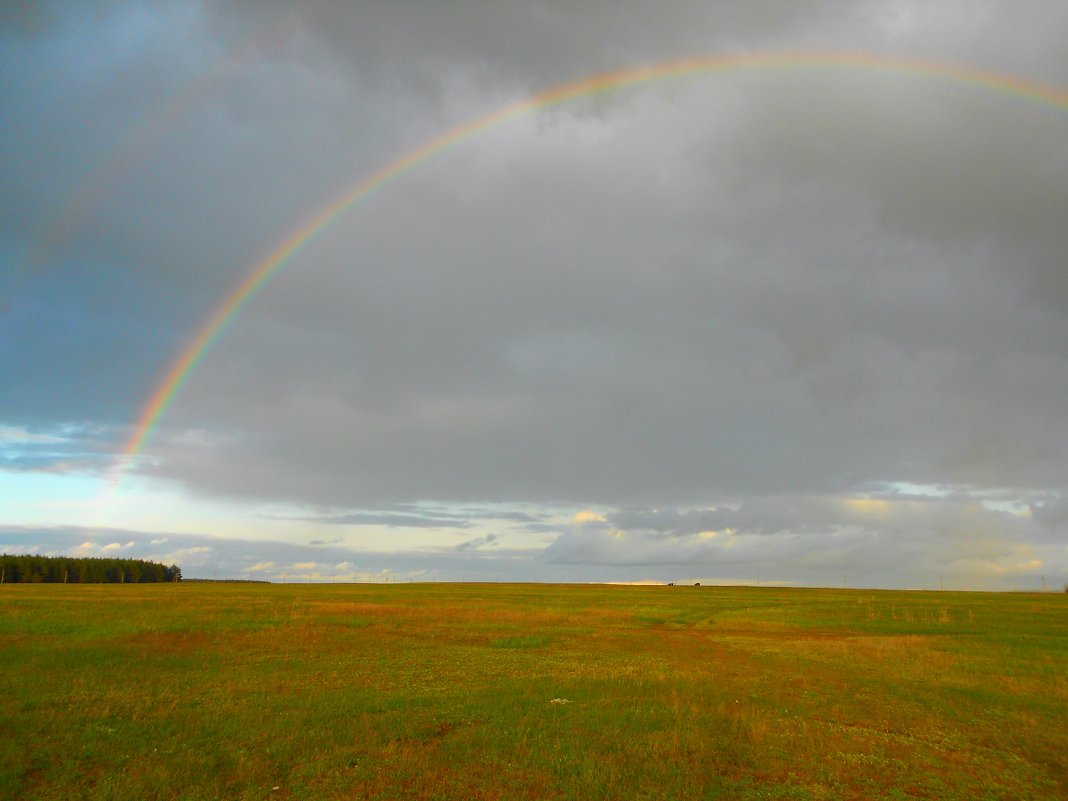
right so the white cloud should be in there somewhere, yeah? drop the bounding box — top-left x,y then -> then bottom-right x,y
159,546 -> 213,567
0,428 -> 63,444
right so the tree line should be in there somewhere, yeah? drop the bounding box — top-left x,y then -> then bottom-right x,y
0,554 -> 181,583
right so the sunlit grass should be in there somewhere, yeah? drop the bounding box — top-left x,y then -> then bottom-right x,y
1,583 -> 1065,799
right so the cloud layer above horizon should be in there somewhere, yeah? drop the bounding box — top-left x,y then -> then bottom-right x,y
2,1 -> 1067,587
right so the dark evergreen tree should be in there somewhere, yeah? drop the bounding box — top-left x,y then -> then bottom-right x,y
0,554 -> 181,583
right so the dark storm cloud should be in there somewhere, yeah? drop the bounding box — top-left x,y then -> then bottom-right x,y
208,1 -> 847,94
4,3 -> 1068,586
1,0 -> 455,431
145,68 -> 1068,507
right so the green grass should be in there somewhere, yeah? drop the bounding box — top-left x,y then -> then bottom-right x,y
1,583 -> 1066,799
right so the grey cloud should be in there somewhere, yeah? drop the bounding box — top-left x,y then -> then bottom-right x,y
455,533 -> 499,551
0,1 -> 58,36
138,50 -> 1068,507
288,511 -> 472,529
605,493 -> 1039,540
1030,495 -> 1068,530
276,504 -> 551,532
453,507 -> 550,523
0,423 -> 115,473
209,1 -> 851,98
546,493 -> 1062,590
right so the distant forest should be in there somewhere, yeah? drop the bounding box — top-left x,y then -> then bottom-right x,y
0,554 -> 181,584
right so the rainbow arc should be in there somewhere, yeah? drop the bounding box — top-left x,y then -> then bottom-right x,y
112,51 -> 1068,485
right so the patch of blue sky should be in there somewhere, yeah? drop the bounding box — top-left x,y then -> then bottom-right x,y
883,481 -> 954,498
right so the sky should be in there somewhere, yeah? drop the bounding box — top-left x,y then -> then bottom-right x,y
3,1 -> 1067,588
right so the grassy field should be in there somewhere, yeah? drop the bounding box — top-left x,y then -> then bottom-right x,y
1,583 -> 1066,800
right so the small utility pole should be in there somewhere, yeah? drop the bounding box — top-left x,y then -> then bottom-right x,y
1041,575 -> 1048,592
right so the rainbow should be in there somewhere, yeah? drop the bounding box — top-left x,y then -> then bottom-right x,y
116,50 -> 1068,475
